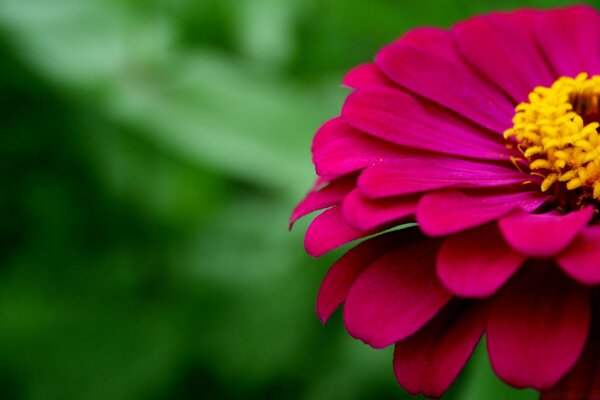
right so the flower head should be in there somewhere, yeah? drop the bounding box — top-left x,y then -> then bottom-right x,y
292,5 -> 600,399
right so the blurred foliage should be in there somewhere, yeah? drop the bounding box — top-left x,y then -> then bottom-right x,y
0,0 -> 597,398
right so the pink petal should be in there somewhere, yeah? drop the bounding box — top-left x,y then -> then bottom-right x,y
341,88 -> 513,161
341,189 -> 417,231
304,206 -> 369,257
316,229 -> 417,324
499,207 -> 593,258
375,34 -> 513,133
557,226 -> 600,285
290,176 -> 355,227
417,189 -> 547,237
437,223 -> 525,298
540,315 -> 600,400
487,265 -> 590,390
358,157 -> 527,198
396,27 -> 458,60
393,301 -> 486,398
342,63 -> 396,90
312,118 -> 413,178
342,27 -> 460,91
343,237 -> 451,349
453,10 -> 554,102
536,5 -> 600,77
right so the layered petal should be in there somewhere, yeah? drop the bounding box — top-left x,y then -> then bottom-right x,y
304,206 -> 369,257
341,189 -> 417,231
487,265 -> 590,390
344,237 -> 450,349
316,230 -> 411,323
358,157 -> 527,198
342,63 -> 396,90
396,27 -> 458,60
312,118 -> 414,178
290,176 -> 354,227
437,223 -> 525,298
540,304 -> 600,400
342,88 -> 513,160
376,32 -> 513,133
499,207 -> 593,258
557,226 -> 600,285
453,10 -> 554,102
393,301 -> 486,398
536,5 -> 600,77
417,189 -> 547,237
541,342 -> 600,400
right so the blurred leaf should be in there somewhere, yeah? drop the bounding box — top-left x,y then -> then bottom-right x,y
105,51 -> 338,199
0,0 -> 339,199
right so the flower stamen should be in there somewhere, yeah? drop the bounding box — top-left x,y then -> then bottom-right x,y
504,73 -> 600,209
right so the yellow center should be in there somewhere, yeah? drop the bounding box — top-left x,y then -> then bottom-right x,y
505,73 -> 600,206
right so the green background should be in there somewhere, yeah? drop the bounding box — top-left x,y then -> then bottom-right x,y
0,0 -> 596,398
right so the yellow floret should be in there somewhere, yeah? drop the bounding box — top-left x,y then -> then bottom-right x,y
506,73 -> 600,199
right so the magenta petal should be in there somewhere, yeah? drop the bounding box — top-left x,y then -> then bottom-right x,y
341,189 -> 417,231
395,27 -> 458,60
304,207 -> 368,257
290,177 -> 355,227
499,207 -> 593,258
536,5 -> 600,77
342,63 -> 396,89
343,237 -> 451,349
453,10 -> 554,102
487,265 -> 590,390
376,38 -> 513,133
312,118 -> 412,178
557,227 -> 600,285
358,157 -> 526,198
540,314 -> 600,400
417,189 -> 547,237
316,230 -> 415,324
393,301 -> 486,398
342,88 -> 512,160
540,350 -> 600,400
437,223 -> 525,298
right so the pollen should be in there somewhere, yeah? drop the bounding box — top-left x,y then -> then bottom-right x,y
504,73 -> 600,206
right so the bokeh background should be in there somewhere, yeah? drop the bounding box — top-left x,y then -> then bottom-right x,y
1,0 -> 598,399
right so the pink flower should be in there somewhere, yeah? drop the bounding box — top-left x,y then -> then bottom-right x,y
292,5 -> 600,399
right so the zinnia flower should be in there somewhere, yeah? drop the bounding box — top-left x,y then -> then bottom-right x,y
292,5 -> 600,399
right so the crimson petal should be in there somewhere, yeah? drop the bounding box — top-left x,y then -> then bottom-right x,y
342,63 -> 396,90
341,189 -> 417,231
343,237 -> 450,349
487,265 -> 590,390
342,88 -> 512,160
343,25 -> 473,91
394,26 -> 458,60
312,118 -> 412,178
499,207 -> 593,258
290,176 -> 355,227
540,304 -> 600,400
316,230 -> 417,324
393,301 -> 486,398
437,223 -> 525,298
557,226 -> 600,286
453,10 -> 554,102
358,157 -> 526,198
304,207 -> 369,257
536,5 -> 600,77
376,36 -> 513,133
417,189 -> 546,237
